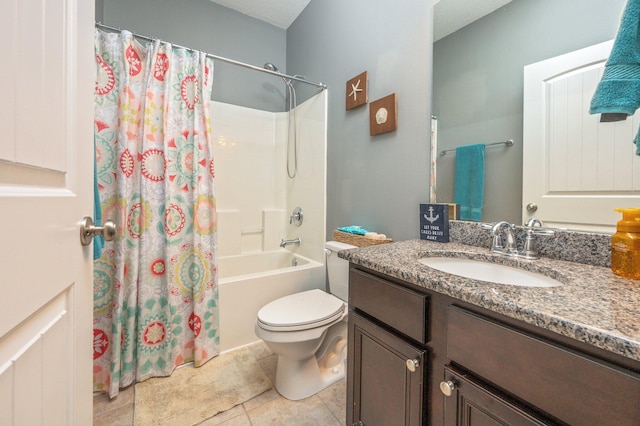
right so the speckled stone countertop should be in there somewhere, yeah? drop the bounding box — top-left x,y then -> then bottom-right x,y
339,238 -> 640,363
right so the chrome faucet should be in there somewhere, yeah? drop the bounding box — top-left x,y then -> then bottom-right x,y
490,221 -> 518,256
488,219 -> 554,260
280,237 -> 301,248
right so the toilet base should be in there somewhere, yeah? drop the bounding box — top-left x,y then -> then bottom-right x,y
272,320 -> 348,400
274,346 -> 346,400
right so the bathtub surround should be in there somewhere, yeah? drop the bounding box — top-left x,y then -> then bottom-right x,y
94,30 -> 219,397
212,92 -> 327,262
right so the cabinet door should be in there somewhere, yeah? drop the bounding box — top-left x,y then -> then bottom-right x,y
347,312 -> 426,426
443,367 -> 550,426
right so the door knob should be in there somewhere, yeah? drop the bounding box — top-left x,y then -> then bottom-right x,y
439,380 -> 457,397
526,203 -> 538,212
406,358 -> 420,372
80,216 -> 116,246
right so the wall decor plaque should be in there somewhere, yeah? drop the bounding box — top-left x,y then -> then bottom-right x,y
345,71 -> 368,110
369,93 -> 397,135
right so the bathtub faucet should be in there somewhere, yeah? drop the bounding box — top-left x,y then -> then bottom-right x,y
280,237 -> 301,248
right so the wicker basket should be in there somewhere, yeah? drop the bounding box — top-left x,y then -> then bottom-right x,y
333,230 -> 392,247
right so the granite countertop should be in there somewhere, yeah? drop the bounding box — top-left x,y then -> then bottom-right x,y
339,239 -> 640,363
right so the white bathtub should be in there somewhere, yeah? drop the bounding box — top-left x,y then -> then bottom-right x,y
218,250 -> 325,352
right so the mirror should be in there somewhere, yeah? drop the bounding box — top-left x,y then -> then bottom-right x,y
432,0 -> 626,226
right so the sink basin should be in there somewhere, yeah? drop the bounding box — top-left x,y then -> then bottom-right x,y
417,257 -> 563,287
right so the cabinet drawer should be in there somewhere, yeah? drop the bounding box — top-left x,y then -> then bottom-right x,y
350,269 -> 428,344
447,306 -> 640,425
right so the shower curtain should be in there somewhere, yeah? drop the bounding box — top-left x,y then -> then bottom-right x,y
93,29 -> 219,397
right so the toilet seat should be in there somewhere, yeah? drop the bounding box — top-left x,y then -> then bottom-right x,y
257,289 -> 346,332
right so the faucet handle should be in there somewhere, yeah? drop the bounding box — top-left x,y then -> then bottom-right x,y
524,217 -> 554,237
519,226 -> 554,259
289,207 -> 303,226
525,217 -> 543,228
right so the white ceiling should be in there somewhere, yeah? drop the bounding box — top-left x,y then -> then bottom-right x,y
209,0 -> 512,36
434,0 -> 512,41
209,0 -> 311,29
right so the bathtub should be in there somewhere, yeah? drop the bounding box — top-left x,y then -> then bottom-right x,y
218,250 -> 325,352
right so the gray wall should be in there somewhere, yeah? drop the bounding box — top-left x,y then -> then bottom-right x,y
433,0 -> 625,224
95,0 -> 104,22
99,0 -> 288,112
288,1 -> 434,241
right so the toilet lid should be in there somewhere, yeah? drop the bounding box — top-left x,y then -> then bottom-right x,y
257,289 -> 346,332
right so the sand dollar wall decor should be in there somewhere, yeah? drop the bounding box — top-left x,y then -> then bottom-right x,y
369,93 -> 397,135
346,71 -> 368,110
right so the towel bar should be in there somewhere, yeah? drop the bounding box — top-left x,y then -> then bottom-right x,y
440,139 -> 513,156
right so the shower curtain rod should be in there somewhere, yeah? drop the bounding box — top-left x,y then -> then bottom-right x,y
95,22 -> 327,90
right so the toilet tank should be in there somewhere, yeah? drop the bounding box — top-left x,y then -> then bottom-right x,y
325,241 -> 357,302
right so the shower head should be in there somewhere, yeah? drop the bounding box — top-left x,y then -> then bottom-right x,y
264,62 -> 292,87
264,63 -> 280,72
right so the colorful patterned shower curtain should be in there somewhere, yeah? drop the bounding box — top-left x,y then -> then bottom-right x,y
93,29 -> 219,398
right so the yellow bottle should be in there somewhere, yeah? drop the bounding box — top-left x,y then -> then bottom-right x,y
611,208 -> 640,280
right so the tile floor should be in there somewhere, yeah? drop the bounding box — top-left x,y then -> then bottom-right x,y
93,341 -> 346,425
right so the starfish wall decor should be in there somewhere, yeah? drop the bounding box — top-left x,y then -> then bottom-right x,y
345,71 -> 368,110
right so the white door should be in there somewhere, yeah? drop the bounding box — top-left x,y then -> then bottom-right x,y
0,0 -> 94,424
523,40 -> 640,232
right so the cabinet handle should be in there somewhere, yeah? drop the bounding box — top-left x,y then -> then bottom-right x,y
439,380 -> 457,396
406,358 -> 420,372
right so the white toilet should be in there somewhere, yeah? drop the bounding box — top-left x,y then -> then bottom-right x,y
254,240 -> 356,400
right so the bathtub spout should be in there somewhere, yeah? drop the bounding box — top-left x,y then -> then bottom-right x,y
280,237 -> 301,248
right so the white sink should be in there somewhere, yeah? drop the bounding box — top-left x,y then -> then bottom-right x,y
417,257 -> 563,288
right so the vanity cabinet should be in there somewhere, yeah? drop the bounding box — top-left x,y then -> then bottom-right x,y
347,269 -> 429,426
347,265 -> 640,426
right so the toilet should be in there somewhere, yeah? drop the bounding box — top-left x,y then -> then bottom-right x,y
254,240 -> 356,400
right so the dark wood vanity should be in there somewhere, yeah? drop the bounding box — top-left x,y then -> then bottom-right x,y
346,266 -> 640,426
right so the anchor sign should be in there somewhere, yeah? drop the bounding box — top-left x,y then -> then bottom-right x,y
424,206 -> 440,224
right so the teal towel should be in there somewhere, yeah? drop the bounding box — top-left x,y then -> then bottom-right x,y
590,0 -> 640,155
337,226 -> 368,235
93,138 -> 104,260
454,144 -> 485,222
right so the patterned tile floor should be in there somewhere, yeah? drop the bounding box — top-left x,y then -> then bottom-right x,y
93,341 -> 346,425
